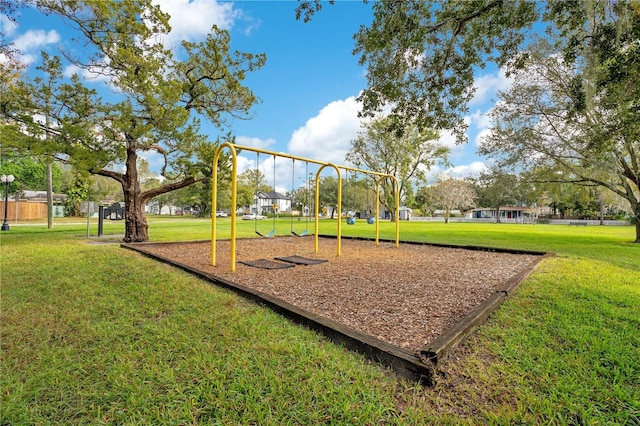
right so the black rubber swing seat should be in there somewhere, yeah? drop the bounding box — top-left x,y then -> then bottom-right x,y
239,259 -> 295,270
274,255 -> 328,266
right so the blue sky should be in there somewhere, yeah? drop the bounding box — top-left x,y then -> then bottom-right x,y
3,0 -> 512,193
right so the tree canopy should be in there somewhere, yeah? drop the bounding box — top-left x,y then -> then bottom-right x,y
298,0 -> 538,142
432,176 -> 477,223
298,0 -> 640,242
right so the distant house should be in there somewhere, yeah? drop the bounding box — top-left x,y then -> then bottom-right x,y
376,206 -> 413,220
16,190 -> 67,205
145,200 -> 178,215
252,191 -> 291,215
467,206 -> 537,221
399,206 -> 412,220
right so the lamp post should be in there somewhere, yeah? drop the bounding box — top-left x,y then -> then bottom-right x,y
1,174 -> 15,231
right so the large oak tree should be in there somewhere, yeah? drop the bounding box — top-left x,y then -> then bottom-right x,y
479,34 -> 640,241
2,0 -> 265,242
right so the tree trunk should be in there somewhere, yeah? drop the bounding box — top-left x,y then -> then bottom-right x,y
496,206 -> 501,223
123,192 -> 149,242
45,105 -> 53,229
122,143 -> 148,243
122,175 -> 149,242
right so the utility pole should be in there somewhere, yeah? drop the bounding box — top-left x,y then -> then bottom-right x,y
45,106 -> 53,229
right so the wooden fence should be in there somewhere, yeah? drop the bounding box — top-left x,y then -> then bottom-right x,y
0,201 -> 48,221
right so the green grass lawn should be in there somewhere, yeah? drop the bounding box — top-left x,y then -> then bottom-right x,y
1,217 -> 639,424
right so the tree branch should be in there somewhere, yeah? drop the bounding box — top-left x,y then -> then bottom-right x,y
141,176 -> 204,202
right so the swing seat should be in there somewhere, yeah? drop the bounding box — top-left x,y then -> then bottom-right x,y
256,230 -> 275,238
366,217 -> 376,224
291,230 -> 308,237
346,217 -> 356,225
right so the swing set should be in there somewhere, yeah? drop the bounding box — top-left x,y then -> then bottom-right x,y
211,142 -> 400,271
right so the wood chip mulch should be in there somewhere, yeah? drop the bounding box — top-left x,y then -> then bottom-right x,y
136,236 -> 541,354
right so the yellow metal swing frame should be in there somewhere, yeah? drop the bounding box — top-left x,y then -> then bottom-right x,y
211,142 -> 400,271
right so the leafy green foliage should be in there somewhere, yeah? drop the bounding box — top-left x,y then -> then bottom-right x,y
236,168 -> 271,211
479,31 -> 640,241
0,156 -> 62,193
472,170 -> 521,222
297,0 -> 639,241
353,0 -> 538,142
64,170 -> 91,216
318,175 -> 338,217
347,115 -> 448,219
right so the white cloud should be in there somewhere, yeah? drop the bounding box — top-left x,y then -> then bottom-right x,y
235,136 -> 276,150
7,28 -> 60,66
235,152 -> 295,195
469,68 -> 513,107
21,53 -> 37,65
153,0 -> 238,49
235,155 -> 255,175
236,93 -> 366,195
13,29 -> 60,52
436,129 -> 458,149
474,127 -> 493,148
425,161 -> 487,183
234,136 -> 277,183
446,161 -> 487,178
468,109 -> 491,130
287,96 -> 363,165
1,14 -> 18,37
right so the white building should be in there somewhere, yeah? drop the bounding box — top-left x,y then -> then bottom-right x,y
252,191 -> 291,215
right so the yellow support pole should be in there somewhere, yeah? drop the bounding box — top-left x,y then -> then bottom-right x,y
393,176 -> 400,248
375,177 -> 382,246
314,172 -> 320,253
212,142 -> 238,270
334,164 -> 342,257
314,163 -> 342,256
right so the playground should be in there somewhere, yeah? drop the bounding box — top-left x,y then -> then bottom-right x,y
124,143 -> 549,381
